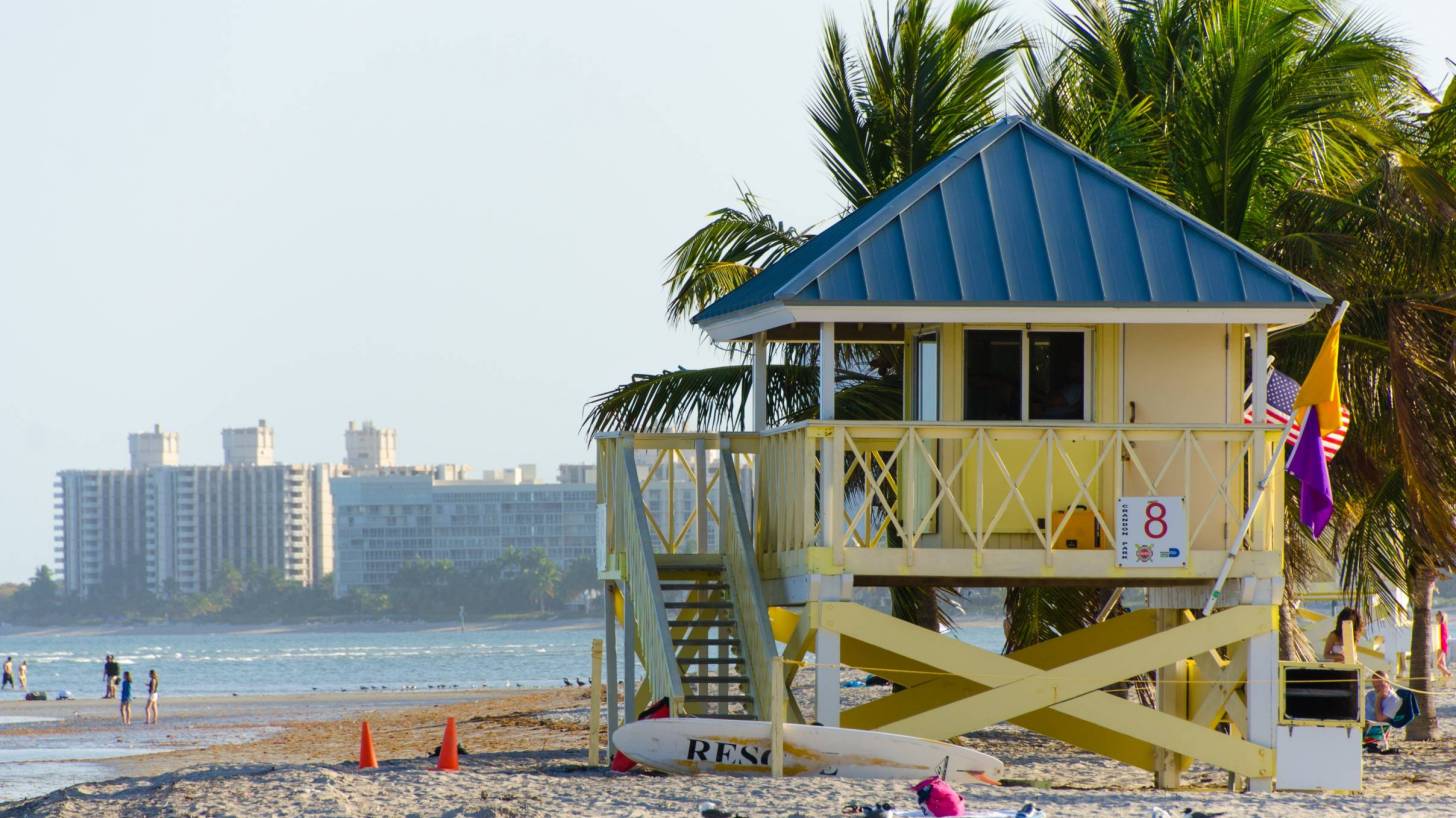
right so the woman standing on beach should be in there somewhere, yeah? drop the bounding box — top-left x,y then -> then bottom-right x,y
17,660 -> 26,692
1438,611 -> 1450,681
145,670 -> 159,724
119,671 -> 133,725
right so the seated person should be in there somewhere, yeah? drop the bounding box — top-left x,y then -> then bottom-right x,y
1366,671 -> 1400,722
1364,671 -> 1402,748
1323,607 -> 1364,662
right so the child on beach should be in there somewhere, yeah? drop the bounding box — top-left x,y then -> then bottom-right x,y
1,657 -> 12,689
119,671 -> 133,725
145,670 -> 159,725
17,660 -> 26,692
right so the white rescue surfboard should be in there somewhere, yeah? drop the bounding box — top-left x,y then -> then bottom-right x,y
611,718 -> 1003,784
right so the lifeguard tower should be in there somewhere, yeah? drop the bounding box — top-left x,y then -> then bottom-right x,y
596,117 -> 1337,792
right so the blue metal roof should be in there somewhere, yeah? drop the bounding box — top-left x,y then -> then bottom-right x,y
693,117 -> 1329,329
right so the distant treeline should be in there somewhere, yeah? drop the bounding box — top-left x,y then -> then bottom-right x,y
0,547 -> 598,626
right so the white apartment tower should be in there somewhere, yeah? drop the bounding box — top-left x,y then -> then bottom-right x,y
222,420 -> 275,466
345,421 -> 396,470
56,425 -> 330,596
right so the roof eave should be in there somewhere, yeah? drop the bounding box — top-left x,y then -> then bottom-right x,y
696,299 -> 1329,342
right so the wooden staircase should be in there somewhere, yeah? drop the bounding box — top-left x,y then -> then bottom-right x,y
659,554 -> 758,719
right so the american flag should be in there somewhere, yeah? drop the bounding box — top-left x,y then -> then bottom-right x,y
1243,369 -> 1349,461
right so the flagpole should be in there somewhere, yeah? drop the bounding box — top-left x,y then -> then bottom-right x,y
1201,412 -> 1298,615
1200,299 -> 1348,616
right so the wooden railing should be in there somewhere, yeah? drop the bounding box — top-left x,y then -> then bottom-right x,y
598,436 -> 683,711
754,422 -> 1286,566
717,441 -> 781,719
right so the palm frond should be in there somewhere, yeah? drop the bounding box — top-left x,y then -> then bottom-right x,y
582,365 -> 816,435
663,187 -> 810,325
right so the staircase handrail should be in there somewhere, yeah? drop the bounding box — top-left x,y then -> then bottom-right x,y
616,437 -> 685,711
718,441 -> 782,720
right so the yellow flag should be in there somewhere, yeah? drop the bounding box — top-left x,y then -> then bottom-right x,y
1293,318 -> 1343,433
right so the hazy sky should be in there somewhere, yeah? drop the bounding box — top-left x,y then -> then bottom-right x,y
1,1 -> 1451,583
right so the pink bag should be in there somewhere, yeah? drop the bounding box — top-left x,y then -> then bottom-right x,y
912,776 -> 965,817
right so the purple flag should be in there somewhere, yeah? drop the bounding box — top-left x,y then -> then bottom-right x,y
1287,407 -> 1334,537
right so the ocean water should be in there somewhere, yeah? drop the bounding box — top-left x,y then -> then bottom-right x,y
0,622 -> 1005,802
0,622 -> 1006,699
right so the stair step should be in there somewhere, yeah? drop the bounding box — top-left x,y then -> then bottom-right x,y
687,695 -> 754,704
655,555 -> 724,580
674,638 -> 740,647
677,657 -> 745,666
669,619 -> 736,628
665,601 -> 733,609
660,582 -> 727,592
682,675 -> 750,685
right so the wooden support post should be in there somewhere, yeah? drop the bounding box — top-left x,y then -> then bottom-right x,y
589,638 -> 603,765
818,322 -> 842,558
1154,608 -> 1188,788
816,627 -> 842,727
814,575 -> 842,727
753,332 -> 768,432
624,593 -> 636,723
605,583 -> 619,748
1244,578 -> 1279,793
1341,620 -> 1356,666
694,438 -> 709,554
819,322 -> 835,421
1251,324 -> 1269,553
771,655 -> 786,778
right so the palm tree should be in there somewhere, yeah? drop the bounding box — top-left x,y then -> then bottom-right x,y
1269,75 -> 1456,737
1016,0 -> 1418,651
585,0 -> 1019,631
1020,0 -> 1410,241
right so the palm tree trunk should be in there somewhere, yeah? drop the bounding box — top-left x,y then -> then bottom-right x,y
1407,565 -> 1441,740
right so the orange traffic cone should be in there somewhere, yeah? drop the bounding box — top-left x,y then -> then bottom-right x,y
436,717 -> 459,772
358,721 -> 378,770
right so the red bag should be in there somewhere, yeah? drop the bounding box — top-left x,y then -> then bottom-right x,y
610,698 -> 671,772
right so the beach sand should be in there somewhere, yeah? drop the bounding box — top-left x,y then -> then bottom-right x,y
4,684 -> 1456,816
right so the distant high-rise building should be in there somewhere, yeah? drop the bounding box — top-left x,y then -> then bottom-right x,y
146,463 -> 321,594
331,472 -> 596,595
56,420 -> 596,599
55,425 -> 330,597
222,420 -> 275,466
128,424 -> 179,469
54,469 -> 150,594
345,421 -> 396,470
331,457 -> 718,596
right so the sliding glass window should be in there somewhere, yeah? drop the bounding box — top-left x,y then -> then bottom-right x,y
964,329 -> 1088,422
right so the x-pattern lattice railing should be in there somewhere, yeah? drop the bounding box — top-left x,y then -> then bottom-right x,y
596,433 -> 759,560
755,422 -> 1284,564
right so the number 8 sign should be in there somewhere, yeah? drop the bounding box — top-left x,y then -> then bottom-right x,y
1116,496 -> 1188,568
